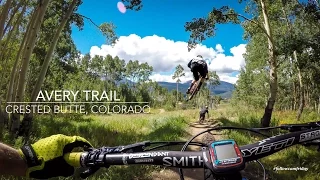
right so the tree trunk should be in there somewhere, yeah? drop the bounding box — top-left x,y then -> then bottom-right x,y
11,0 -> 51,135
30,0 -> 77,103
0,0 -> 12,40
296,55 -> 304,120
7,68 -> 21,130
307,84 -> 310,108
3,0 -> 23,35
318,96 -> 320,114
9,4 -> 39,133
19,0 -> 77,138
176,82 -> 178,102
6,3 -> 30,103
0,100 -> 4,140
293,81 -> 297,110
304,84 -> 308,108
260,0 -> 278,127
9,9 -> 38,134
281,5 -> 298,112
4,4 -> 29,129
0,2 -> 26,59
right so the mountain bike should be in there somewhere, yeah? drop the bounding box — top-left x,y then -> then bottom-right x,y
198,114 -> 207,124
187,74 -> 206,101
64,121 -> 320,180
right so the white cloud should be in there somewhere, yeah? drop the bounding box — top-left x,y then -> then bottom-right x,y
219,75 -> 239,84
150,71 -> 194,83
208,44 -> 246,74
215,44 -> 224,53
89,34 -> 246,84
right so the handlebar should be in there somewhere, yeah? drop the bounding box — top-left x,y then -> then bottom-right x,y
64,151 -> 205,168
63,121 -> 320,179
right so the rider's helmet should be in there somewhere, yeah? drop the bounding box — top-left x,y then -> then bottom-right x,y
205,106 -> 208,109
197,55 -> 203,59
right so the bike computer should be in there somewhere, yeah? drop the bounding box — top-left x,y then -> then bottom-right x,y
205,139 -> 245,174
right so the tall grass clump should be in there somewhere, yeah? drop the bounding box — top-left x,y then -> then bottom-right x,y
218,105 -> 320,180
1,111 -> 192,180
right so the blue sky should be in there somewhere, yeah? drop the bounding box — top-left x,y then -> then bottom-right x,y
71,0 -> 249,83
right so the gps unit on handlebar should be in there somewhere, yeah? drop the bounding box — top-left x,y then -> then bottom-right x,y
205,140 -> 245,174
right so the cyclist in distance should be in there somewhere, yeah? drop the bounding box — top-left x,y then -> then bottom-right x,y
186,55 -> 209,94
199,106 -> 209,123
0,134 -> 92,179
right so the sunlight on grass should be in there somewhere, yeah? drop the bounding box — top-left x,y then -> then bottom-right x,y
217,105 -> 320,180
1,109 -> 196,180
2,105 -> 319,180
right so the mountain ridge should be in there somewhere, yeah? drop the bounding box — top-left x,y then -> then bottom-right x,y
157,80 -> 235,98
117,79 -> 235,98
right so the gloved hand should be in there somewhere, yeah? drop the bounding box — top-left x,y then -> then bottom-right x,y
18,134 -> 92,179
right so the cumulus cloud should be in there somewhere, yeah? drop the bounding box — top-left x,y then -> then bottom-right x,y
215,44 -> 224,53
89,34 -> 246,84
208,44 -> 246,74
150,71 -> 194,83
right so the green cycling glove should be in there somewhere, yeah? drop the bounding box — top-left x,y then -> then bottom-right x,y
18,134 -> 92,179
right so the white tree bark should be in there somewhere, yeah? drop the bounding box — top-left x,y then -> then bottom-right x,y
11,0 -> 51,133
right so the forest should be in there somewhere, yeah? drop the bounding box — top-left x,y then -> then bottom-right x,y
0,0 -> 223,141
0,0 -> 320,179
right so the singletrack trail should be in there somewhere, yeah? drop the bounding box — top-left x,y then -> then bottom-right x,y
150,107 -> 266,180
150,119 -> 222,180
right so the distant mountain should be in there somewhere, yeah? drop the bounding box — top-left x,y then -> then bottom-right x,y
217,90 -> 234,99
116,79 -> 235,99
157,81 -> 235,98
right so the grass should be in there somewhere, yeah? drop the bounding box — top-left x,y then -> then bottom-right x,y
1,109 -> 199,180
3,103 -> 319,180
211,104 -> 320,180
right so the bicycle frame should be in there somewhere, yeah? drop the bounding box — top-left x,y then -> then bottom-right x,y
240,127 -> 320,161
187,76 -> 205,101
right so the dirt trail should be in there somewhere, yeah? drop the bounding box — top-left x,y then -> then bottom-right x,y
150,120 -> 222,180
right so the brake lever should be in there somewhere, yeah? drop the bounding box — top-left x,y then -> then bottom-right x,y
118,141 -> 151,153
89,141 -> 150,155
281,121 -> 320,132
79,141 -> 151,179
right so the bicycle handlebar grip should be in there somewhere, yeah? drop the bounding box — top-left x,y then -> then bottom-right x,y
63,152 -> 83,167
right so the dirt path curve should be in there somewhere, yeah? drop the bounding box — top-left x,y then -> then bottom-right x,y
150,120 -> 222,180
